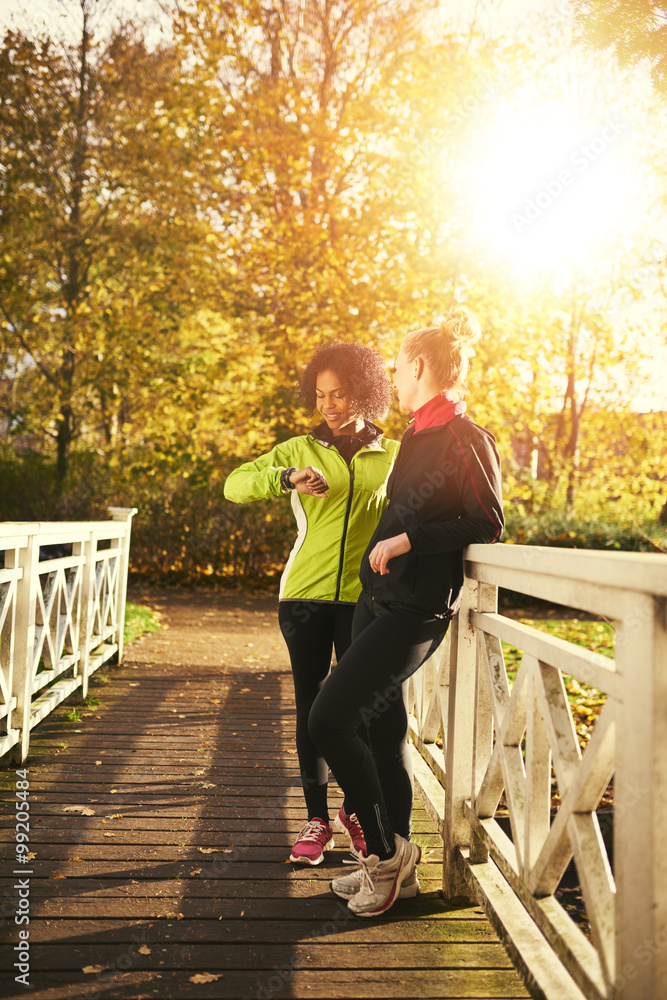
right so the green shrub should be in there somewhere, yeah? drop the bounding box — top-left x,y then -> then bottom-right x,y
503,507 -> 666,553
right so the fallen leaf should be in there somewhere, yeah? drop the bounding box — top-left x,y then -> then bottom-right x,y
137,945 -> 151,955
26,852 -> 36,860
129,683 -> 140,687
63,805 -> 95,816
189,973 -> 222,984
198,847 -> 220,854
83,965 -> 107,974
50,876 -> 67,880
110,789 -> 119,794
103,832 -> 116,837
95,761 -> 102,766
189,868 -> 202,877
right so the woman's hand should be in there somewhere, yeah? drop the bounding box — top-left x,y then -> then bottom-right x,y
290,466 -> 330,497
368,533 -> 411,574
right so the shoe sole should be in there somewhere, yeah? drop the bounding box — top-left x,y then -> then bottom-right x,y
330,875 -> 420,901
349,843 -> 422,917
289,835 -> 335,866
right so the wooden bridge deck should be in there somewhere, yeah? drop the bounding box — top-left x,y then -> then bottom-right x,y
1,593 -> 530,999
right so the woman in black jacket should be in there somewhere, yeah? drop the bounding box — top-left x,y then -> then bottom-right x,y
308,307 -> 503,917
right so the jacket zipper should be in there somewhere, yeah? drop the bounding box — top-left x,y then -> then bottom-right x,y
334,461 -> 355,602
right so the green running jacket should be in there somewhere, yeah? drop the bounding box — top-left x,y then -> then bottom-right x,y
224,430 -> 399,603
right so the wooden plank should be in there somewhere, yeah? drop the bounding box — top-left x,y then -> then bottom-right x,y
0,968 -> 530,1000
21,896 -> 470,920
0,816 -> 442,835
0,859 -> 447,879
465,542 -> 667,596
1,637 -> 530,1000
14,941 -> 517,971
24,916 -> 495,943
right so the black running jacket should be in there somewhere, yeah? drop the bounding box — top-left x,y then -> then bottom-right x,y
359,413 -> 504,617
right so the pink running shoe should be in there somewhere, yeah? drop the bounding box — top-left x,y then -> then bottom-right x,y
289,818 -> 335,866
334,805 -> 367,856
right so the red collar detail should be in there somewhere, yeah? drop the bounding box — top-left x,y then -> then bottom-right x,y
412,391 -> 466,433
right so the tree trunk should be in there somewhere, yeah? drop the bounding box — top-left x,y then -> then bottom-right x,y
55,402 -> 73,492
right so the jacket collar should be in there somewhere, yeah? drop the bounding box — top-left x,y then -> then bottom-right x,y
411,391 -> 466,433
310,419 -> 386,451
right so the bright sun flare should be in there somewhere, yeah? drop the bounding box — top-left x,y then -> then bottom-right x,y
462,104 -> 639,279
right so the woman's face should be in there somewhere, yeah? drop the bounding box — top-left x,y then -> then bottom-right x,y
393,348 -> 417,412
315,369 -> 359,435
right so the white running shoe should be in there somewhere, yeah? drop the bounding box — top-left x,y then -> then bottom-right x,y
330,865 -> 420,901
347,834 -> 421,917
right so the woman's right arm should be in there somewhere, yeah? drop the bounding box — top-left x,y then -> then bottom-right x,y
224,443 -> 297,504
224,442 -> 329,503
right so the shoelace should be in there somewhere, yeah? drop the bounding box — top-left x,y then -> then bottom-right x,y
343,845 -> 365,867
356,851 -> 401,897
357,861 -> 379,896
296,820 -> 330,843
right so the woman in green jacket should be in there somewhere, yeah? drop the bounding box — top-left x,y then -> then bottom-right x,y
224,343 -> 398,865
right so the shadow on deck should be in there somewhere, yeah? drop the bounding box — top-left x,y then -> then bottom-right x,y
0,595 -> 530,999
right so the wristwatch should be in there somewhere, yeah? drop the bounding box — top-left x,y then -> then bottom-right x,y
280,467 -> 297,491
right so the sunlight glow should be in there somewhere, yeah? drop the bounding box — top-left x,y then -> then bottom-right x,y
461,104 -> 641,279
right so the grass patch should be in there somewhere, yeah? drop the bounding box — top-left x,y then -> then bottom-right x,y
502,618 -> 614,752
124,601 -> 162,646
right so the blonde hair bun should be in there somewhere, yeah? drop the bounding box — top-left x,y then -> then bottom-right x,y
433,307 -> 482,346
401,305 -> 482,397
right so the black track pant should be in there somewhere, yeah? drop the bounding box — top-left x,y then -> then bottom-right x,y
278,600 -> 356,823
308,592 -> 449,859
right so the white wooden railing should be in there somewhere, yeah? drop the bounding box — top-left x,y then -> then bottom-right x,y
408,543 -> 667,1000
0,507 -> 137,762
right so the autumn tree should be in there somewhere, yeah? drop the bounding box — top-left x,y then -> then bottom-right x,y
165,0 -> 503,442
573,1 -> 667,96
0,0 -> 232,490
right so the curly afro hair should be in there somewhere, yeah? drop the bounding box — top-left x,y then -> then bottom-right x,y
300,341 -> 392,420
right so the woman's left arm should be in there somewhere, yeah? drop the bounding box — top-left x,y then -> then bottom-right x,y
408,431 -> 504,553
368,430 -> 504,574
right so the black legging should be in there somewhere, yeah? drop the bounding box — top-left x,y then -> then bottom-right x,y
278,600 -> 356,823
308,592 -> 449,859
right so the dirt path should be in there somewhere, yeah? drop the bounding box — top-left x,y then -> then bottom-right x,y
124,587 -> 602,674
125,586 -> 292,671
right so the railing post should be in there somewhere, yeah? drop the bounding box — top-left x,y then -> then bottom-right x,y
470,582 -> 498,864
614,593 -> 667,1000
79,528 -> 97,700
0,539 -> 20,758
443,574 -> 479,899
12,526 -> 39,764
107,507 -> 137,664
